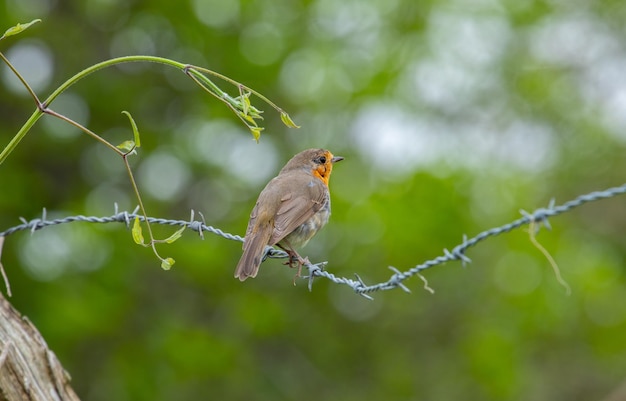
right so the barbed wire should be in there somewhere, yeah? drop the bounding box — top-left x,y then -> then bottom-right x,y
1,183 -> 625,298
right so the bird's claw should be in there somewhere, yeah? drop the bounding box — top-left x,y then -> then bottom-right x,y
291,255 -> 310,286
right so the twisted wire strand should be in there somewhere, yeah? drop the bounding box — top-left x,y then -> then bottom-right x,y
1,183 -> 625,297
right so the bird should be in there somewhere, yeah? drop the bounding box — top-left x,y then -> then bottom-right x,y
234,148 -> 343,281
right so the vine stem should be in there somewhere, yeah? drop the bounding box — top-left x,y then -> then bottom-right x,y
0,55 -> 186,164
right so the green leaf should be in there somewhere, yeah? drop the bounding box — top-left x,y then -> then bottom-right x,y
116,140 -> 136,152
161,257 -> 175,270
248,105 -> 264,119
280,112 -> 300,128
240,112 -> 258,125
164,226 -> 186,244
122,110 -> 141,148
250,127 -> 263,142
239,90 -> 251,116
1,19 -> 42,40
132,217 -> 144,245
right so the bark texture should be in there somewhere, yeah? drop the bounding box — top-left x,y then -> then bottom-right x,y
0,291 -> 79,401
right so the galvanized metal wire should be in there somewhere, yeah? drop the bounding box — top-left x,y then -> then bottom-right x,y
1,183 -> 625,298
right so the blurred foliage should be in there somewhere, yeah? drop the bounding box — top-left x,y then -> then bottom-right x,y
1,0 -> 626,400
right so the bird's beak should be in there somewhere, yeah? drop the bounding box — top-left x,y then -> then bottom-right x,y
331,156 -> 344,163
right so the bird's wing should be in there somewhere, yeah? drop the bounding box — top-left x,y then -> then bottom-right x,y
270,173 -> 327,245
234,179 -> 280,281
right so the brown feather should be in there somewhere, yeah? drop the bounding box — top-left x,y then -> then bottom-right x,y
270,171 -> 327,245
234,187 -> 280,280
234,218 -> 272,281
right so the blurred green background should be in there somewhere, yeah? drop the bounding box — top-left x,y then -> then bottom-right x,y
1,0 -> 626,400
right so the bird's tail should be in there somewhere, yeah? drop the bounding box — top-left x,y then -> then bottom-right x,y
234,225 -> 272,281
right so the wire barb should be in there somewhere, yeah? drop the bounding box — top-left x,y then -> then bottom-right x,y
388,266 -> 411,293
353,274 -> 374,300
452,241 -> 472,266
303,261 -> 326,292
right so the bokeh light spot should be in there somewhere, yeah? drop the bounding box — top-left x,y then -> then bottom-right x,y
239,23 -> 284,66
138,151 -> 192,201
20,221 -> 110,281
2,41 -> 54,95
191,0 -> 240,28
41,92 -> 90,140
187,119 -> 279,186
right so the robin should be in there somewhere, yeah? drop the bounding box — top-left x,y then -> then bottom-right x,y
234,148 -> 344,281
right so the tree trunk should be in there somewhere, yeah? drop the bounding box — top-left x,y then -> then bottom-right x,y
0,291 -> 79,401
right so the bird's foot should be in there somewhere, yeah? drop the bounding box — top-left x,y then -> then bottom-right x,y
291,256 -> 311,286
281,250 -> 309,285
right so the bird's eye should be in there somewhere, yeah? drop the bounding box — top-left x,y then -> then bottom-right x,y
315,156 -> 327,164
